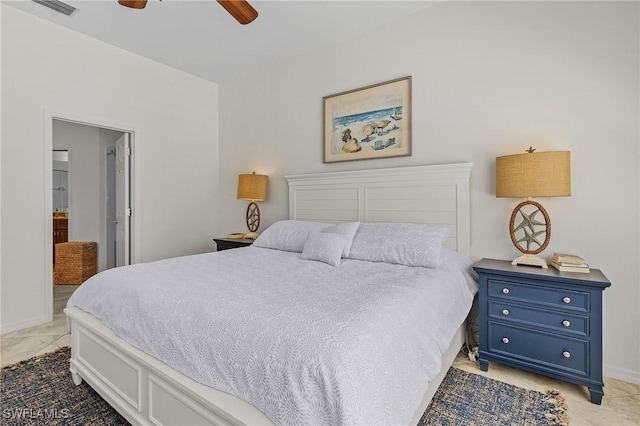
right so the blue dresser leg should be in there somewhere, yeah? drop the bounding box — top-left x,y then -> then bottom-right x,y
589,386 -> 603,404
479,359 -> 489,372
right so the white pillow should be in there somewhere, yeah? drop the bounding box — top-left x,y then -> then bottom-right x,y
300,232 -> 348,267
347,222 -> 450,268
253,220 -> 329,252
322,222 -> 360,257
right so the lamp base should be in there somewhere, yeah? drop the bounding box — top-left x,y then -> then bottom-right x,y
245,201 -> 261,233
512,254 -> 548,269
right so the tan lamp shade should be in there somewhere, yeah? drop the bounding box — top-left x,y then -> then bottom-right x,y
237,173 -> 268,201
496,151 -> 571,198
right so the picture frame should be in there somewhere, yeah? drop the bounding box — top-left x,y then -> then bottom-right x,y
323,76 -> 411,163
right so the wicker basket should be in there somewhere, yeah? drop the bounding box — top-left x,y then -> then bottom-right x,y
54,242 -> 97,285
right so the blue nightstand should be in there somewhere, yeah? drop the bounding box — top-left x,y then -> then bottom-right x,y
473,258 -> 611,404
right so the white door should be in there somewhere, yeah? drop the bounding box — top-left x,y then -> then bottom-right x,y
106,147 -> 117,269
115,134 -> 130,266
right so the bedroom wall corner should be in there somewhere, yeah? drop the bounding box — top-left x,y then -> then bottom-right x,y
0,4 -> 220,333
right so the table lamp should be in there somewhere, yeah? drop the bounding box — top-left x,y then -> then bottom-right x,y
496,148 -> 571,268
237,172 -> 268,237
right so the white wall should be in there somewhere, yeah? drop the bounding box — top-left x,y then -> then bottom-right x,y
52,120 -> 123,272
1,5 -> 220,332
219,2 -> 640,382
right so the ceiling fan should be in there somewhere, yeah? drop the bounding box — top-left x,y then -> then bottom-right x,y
118,0 -> 258,25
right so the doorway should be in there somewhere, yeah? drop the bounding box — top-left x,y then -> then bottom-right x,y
43,116 -> 139,319
51,120 -> 131,273
43,109 -> 140,320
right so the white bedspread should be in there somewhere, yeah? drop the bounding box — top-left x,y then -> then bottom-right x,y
67,247 -> 477,426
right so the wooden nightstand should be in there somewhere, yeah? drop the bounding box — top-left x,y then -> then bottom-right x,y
473,258 -> 611,404
213,237 -> 254,251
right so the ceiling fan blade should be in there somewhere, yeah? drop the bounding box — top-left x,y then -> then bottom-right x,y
216,0 -> 258,25
118,0 -> 147,9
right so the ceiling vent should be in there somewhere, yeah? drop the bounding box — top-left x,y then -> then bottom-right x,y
32,0 -> 77,16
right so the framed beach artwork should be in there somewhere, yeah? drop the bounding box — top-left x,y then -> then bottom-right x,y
323,76 -> 411,163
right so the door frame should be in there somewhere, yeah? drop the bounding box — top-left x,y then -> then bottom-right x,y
43,109 -> 139,320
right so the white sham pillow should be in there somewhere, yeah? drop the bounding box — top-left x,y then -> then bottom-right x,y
253,220 -> 329,252
322,221 -> 360,257
300,232 -> 348,267
347,222 -> 450,268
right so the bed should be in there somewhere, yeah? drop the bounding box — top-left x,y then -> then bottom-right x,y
65,162 -> 474,426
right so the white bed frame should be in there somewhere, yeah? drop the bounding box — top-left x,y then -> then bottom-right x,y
65,162 -> 473,426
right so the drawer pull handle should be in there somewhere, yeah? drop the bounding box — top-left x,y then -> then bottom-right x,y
562,297 -> 571,304
502,288 -> 510,294
562,320 -> 571,327
502,309 -> 510,316
502,337 -> 510,344
563,351 -> 571,358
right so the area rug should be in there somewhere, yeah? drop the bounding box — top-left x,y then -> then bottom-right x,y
1,347 -> 568,425
419,367 -> 568,426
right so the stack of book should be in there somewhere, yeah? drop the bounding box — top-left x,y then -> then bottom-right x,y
550,253 -> 590,273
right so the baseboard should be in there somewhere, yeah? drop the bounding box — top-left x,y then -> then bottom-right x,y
0,315 -> 49,335
604,364 -> 640,385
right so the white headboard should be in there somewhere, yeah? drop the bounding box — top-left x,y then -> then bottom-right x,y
284,162 -> 473,257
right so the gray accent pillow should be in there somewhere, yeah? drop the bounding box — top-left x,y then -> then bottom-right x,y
347,222 -> 450,268
322,222 -> 360,257
300,232 -> 348,267
253,220 -> 329,252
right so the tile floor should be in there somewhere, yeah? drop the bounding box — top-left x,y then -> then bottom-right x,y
0,285 -> 76,367
1,285 -> 639,425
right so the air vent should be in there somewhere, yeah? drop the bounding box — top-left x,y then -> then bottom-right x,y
32,0 -> 77,16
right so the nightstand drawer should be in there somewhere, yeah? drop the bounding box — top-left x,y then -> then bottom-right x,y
488,322 -> 588,376
488,300 -> 588,337
488,279 -> 589,313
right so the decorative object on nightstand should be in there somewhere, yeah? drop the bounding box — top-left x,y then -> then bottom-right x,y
496,148 -> 571,268
213,237 -> 254,251
237,172 -> 268,238
550,252 -> 590,273
473,258 -> 610,404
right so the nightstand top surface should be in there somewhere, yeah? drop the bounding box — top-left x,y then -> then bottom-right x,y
213,237 -> 255,244
473,258 -> 610,287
